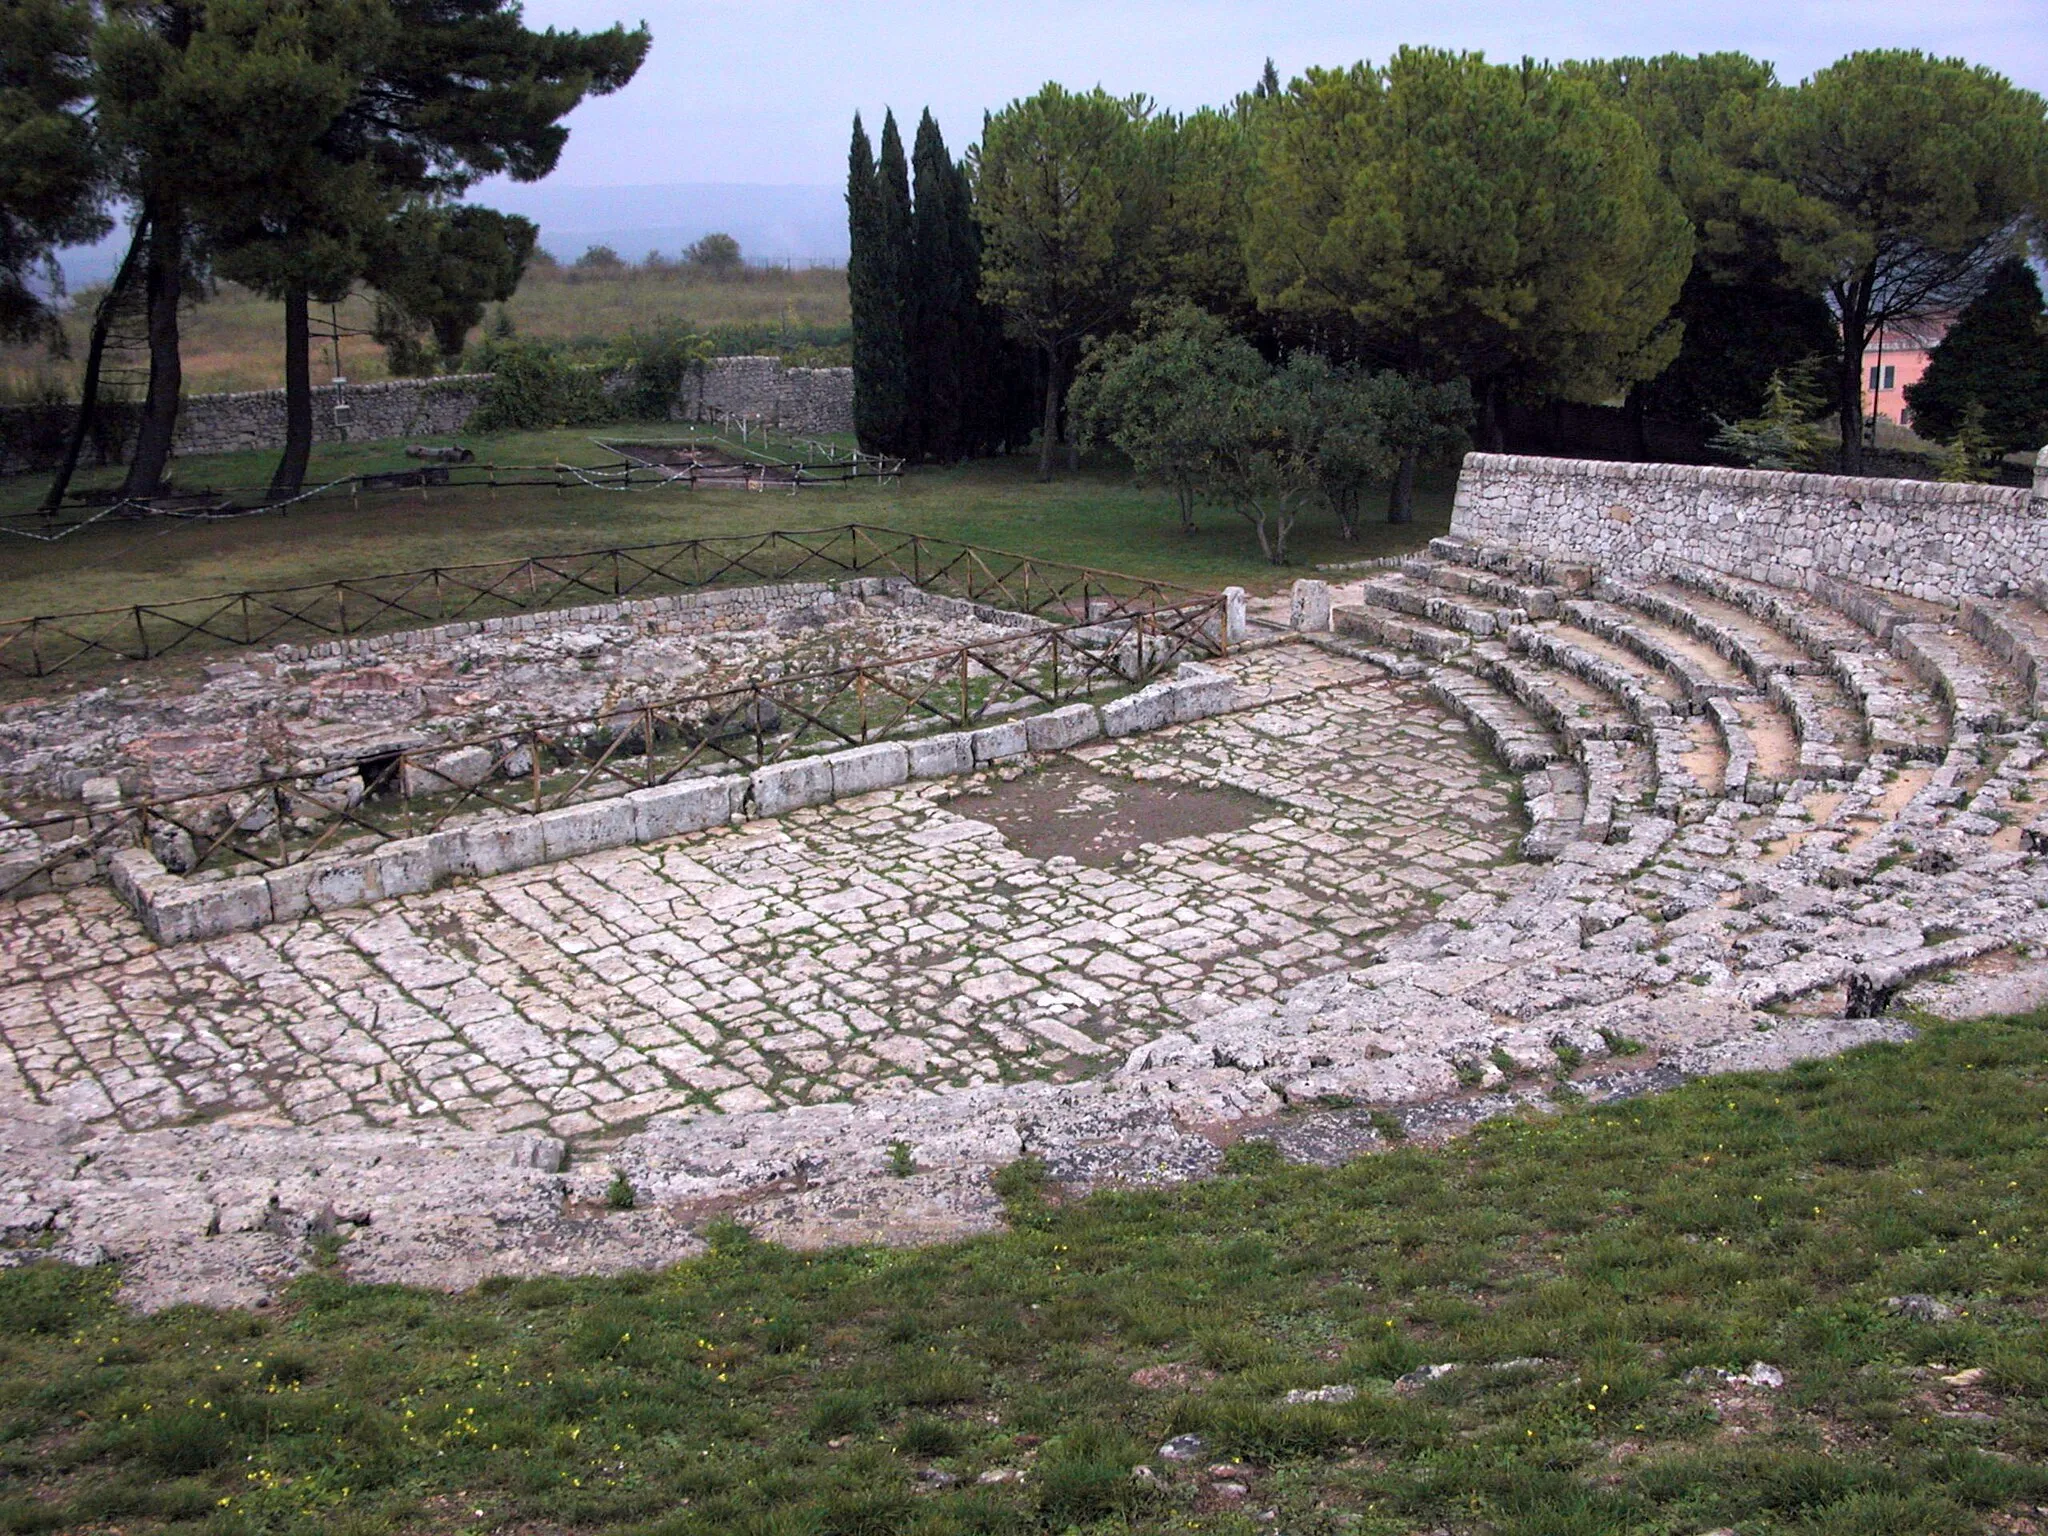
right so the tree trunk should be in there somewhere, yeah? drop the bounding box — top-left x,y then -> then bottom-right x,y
121,208 -> 184,499
1626,387 -> 1650,462
43,220 -> 148,513
1243,505 -> 1273,563
1389,451 -> 1418,524
1836,339 -> 1866,476
1836,279 -> 1870,476
1478,378 -> 1505,452
1036,345 -> 1060,481
269,286 -> 313,500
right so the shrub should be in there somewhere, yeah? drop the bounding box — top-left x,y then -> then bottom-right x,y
609,318 -> 711,420
467,337 -> 608,430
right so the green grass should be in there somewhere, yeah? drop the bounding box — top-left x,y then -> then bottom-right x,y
1,267 -> 849,397
0,1008 -> 2043,1534
0,424 -> 1453,624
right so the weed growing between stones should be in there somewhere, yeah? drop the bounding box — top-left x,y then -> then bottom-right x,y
0,1012 -> 2043,1532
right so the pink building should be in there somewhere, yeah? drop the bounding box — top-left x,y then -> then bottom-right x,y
1861,314 -> 1949,434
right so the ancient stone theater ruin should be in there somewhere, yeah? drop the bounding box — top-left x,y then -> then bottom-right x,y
5,455 -> 2048,1308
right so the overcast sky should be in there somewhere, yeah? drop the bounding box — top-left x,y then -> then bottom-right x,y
488,0 -> 2048,190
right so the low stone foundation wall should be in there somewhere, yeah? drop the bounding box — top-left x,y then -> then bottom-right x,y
1450,451 -> 2048,605
107,661 -> 1239,944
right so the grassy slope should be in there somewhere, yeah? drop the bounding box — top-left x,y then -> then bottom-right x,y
0,1012 -> 2042,1534
0,429 -> 1453,621
0,267 -> 849,397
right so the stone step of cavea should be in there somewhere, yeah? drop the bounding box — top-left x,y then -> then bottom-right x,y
1426,535 -> 1597,593
1893,621 -> 2028,733
1401,556 -> 1563,619
1356,575 -> 1524,637
1332,602 -> 1470,659
1960,595 -> 2048,716
1468,643 -> 1639,750
1556,597 -> 1745,705
1421,665 -> 1562,772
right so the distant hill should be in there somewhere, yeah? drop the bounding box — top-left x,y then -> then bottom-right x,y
53,182 -> 847,290
468,181 -> 847,267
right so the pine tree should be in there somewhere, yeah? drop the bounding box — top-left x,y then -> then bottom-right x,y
1939,400 -> 1995,482
1709,364 -> 1830,470
1904,257 -> 2048,457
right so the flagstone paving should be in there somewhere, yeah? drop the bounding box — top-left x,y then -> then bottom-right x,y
0,644 -> 1528,1141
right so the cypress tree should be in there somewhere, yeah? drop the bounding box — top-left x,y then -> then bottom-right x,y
872,111 -> 915,456
1904,257 -> 2048,457
910,111 -> 968,460
955,154 -> 1033,456
847,113 -> 909,454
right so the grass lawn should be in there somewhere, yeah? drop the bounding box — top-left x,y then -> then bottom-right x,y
1,268 -> 849,397
0,422 -> 1453,625
0,1010 -> 2043,1534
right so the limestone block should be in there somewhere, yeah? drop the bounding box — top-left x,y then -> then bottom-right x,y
400,745 -> 495,798
306,860 -> 372,913
264,861 -> 315,923
1100,686 -> 1173,736
0,855 -> 51,900
749,757 -> 833,817
538,799 -> 634,863
630,776 -> 741,843
1023,703 -> 1102,753
1290,579 -> 1333,633
462,817 -> 547,879
906,733 -> 973,779
424,828 -> 473,881
107,847 -> 166,909
1223,586 -> 1248,644
1168,663 -> 1236,722
969,721 -> 1029,764
364,837 -> 440,900
144,874 -> 272,946
826,742 -> 910,798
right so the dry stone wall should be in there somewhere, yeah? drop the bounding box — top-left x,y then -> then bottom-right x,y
170,377 -> 486,457
0,355 -> 855,474
676,355 -> 855,437
1450,451 -> 2048,604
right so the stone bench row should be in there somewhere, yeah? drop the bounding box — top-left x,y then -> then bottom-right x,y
1668,567 -> 1949,762
1960,594 -> 2048,716
109,663 -> 1239,945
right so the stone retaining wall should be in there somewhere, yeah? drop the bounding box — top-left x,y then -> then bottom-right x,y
1450,451 -> 2048,605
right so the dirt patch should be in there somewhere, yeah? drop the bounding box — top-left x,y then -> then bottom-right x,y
946,759 -> 1275,867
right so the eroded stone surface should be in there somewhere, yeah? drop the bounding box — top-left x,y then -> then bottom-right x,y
0,646 -> 1522,1142
11,535 -> 2048,1309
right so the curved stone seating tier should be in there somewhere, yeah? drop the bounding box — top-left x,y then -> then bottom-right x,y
13,532 -> 2048,1309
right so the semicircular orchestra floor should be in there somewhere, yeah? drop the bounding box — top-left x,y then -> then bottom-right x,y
0,644 -> 1527,1139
